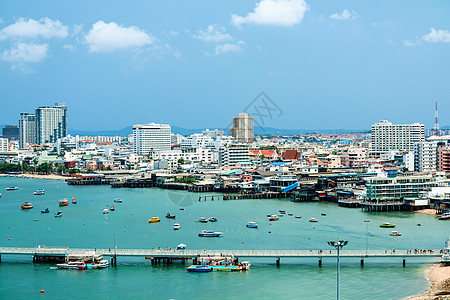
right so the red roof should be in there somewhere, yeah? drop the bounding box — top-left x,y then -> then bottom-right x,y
283,150 -> 300,160
260,150 -> 275,157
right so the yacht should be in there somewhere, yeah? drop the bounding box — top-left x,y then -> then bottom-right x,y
246,221 -> 258,228
198,230 -> 223,237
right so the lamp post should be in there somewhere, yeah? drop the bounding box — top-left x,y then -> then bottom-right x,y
363,220 -> 370,256
328,240 -> 348,300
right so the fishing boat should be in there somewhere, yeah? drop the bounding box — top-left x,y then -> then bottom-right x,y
309,218 -> 318,223
246,221 -> 258,228
59,199 -> 69,206
21,202 -> 33,209
57,261 -> 87,270
54,211 -> 63,217
380,222 -> 396,228
390,231 -> 402,236
198,230 -> 223,237
186,265 -> 212,272
208,217 -> 218,222
6,186 -> 19,191
269,214 -> 279,221
196,217 -> 208,223
149,217 -> 160,223
114,198 -> 122,203
110,205 -> 115,211
173,223 -> 181,230
439,212 -> 450,220
72,197 -> 77,204
103,208 -> 109,214
41,208 -> 50,214
166,212 -> 176,219
87,260 -> 110,269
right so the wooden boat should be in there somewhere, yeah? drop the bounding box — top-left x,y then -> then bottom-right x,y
208,217 -> 218,222
166,212 -> 176,219
59,199 -> 69,206
380,222 -> 396,228
149,217 -> 160,223
21,202 -> 33,209
269,214 -> 279,221
41,208 -> 50,214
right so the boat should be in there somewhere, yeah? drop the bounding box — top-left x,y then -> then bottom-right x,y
246,221 -> 258,228
41,208 -> 50,214
279,210 -> 286,214
21,202 -> 33,209
149,217 -> 160,223
295,216 -> 302,219
439,212 -> 450,220
87,260 -> 110,269
33,190 -> 45,195
269,214 -> 279,221
110,205 -> 115,211
103,208 -> 109,214
380,222 -> 396,228
57,261 -> 87,270
187,265 -> 212,272
166,212 -> 176,219
54,211 -> 63,217
208,217 -> 217,222
390,231 -> 402,236
198,230 -> 223,237
180,208 -> 185,210
309,218 -> 318,223
59,199 -> 69,206
321,213 -> 327,216
114,198 -> 122,203
288,213 -> 294,216
72,197 -> 77,204
240,261 -> 251,271
196,217 -> 208,223
174,223 -> 181,230
6,186 -> 19,191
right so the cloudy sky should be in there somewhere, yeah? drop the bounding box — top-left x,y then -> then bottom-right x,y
1,1 -> 449,131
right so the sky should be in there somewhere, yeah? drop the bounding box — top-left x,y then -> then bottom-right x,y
1,0 -> 450,131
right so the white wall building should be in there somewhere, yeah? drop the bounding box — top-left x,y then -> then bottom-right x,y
133,123 -> 171,155
19,113 -> 36,148
0,138 -> 8,152
219,144 -> 250,167
35,102 -> 68,144
371,120 -> 425,153
414,141 -> 438,172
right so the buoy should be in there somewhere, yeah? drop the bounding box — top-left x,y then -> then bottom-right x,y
268,231 -> 271,233
124,230 -> 126,232
8,238 -> 11,240
242,241 -> 244,244
40,290 -> 44,294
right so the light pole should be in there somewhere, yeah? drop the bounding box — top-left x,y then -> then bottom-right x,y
363,220 -> 370,256
328,240 -> 348,300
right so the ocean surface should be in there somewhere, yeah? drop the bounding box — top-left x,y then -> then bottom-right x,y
0,177 -> 448,299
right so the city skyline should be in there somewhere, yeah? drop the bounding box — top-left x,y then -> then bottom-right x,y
1,1 -> 450,131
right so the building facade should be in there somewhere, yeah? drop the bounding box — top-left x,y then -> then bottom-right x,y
133,123 -> 171,155
0,138 -> 8,152
366,175 -> 440,200
219,144 -> 250,167
2,125 -> 19,141
371,120 -> 425,153
35,103 -> 68,144
414,141 -> 438,172
19,113 -> 36,148
231,113 -> 254,143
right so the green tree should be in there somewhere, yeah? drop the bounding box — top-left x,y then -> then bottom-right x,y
178,158 -> 185,165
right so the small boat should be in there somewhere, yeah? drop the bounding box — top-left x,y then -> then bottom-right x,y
380,222 -> 396,228
33,190 -> 45,195
166,212 -> 176,219
21,202 -> 33,209
187,265 -> 212,272
6,186 -> 19,191
208,217 -> 217,222
57,261 -> 86,270
196,217 -> 208,223
114,198 -> 122,203
439,212 -> 450,220
240,261 -> 251,271
269,214 -> 279,221
87,260 -> 110,269
59,199 -> 69,206
72,197 -> 77,204
309,218 -> 318,223
149,217 -> 160,223
390,231 -> 402,236
246,221 -> 258,228
174,223 -> 181,230
103,208 -> 109,214
198,230 -> 223,237
41,208 -> 50,214
110,205 -> 115,211
288,213 -> 294,216
417,223 -> 421,226
321,213 -> 327,216
54,211 -> 63,217
180,208 -> 185,210
279,210 -> 286,214
295,216 -> 302,219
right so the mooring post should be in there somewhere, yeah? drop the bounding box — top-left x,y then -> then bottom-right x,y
403,257 -> 406,267
361,258 -> 364,267
33,255 -> 36,263
319,257 -> 322,267
276,257 -> 280,266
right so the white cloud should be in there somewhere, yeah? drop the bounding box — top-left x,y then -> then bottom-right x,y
422,28 -> 450,43
72,24 -> 83,36
329,9 -> 358,21
215,40 -> 245,55
193,24 -> 232,42
63,44 -> 75,51
1,42 -> 48,63
231,0 -> 308,27
0,17 -> 68,41
403,40 -> 420,47
84,21 -> 154,53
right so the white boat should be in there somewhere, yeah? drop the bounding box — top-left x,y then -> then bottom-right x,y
114,198 -> 122,203
103,209 -> 109,214
87,260 -> 110,269
439,212 -> 450,220
390,231 -> 402,236
54,211 -> 63,217
198,230 -> 223,237
6,186 -> 19,191
174,223 -> 181,230
309,218 -> 318,222
246,221 -> 258,228
241,261 -> 251,271
57,261 -> 86,270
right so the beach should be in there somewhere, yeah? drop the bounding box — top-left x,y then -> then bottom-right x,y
407,264 -> 450,300
414,209 -> 438,216
0,173 -> 67,180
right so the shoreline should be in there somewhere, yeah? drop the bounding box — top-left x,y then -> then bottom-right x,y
406,263 -> 450,300
414,208 -> 438,216
0,173 -> 67,180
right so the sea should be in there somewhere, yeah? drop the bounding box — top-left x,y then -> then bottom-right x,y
0,176 -> 448,299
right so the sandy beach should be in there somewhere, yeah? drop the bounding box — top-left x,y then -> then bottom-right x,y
406,264 -> 450,300
0,173 -> 67,180
414,209 -> 438,216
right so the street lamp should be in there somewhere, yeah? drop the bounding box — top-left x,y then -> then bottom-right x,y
328,240 -> 349,300
363,220 -> 370,256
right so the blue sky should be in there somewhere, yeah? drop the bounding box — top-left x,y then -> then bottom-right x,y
1,0 -> 449,131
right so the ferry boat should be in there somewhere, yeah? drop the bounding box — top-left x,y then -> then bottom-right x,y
57,261 -> 87,270
380,222 -> 396,228
198,230 -> 223,237
87,260 -> 110,269
6,186 -> 19,191
149,217 -> 160,223
269,214 -> 279,221
110,205 -> 115,211
72,197 -> 77,204
21,202 -> 33,209
41,208 -> 50,214
309,218 -> 318,223
246,221 -> 258,228
196,217 -> 208,223
186,265 -> 212,272
166,212 -> 176,219
439,212 -> 450,220
55,211 -> 63,217
173,223 -> 181,230
59,199 -> 69,206
208,217 -> 218,222
390,231 -> 402,236
103,208 -> 109,214
114,198 -> 122,203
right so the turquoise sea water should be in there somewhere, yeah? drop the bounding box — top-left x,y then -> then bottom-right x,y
0,177 -> 448,299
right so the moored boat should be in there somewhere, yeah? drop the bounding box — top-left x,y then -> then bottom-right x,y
41,208 -> 50,214
309,217 -> 318,223
59,199 -> 69,206
149,217 -> 160,223
72,197 -> 77,204
439,212 -> 450,220
166,212 -> 176,219
87,260 -> 110,269
208,217 -> 217,222
380,222 -> 396,228
21,201 -> 33,209
6,186 -> 19,191
269,214 -> 279,221
33,189 -> 45,195
187,265 -> 212,272
114,198 -> 122,203
246,221 -> 258,228
198,230 -> 223,237
390,231 -> 402,236
103,208 -> 109,214
110,205 -> 115,211
174,223 -> 181,230
57,261 -> 87,270
54,211 -> 63,217
196,217 -> 208,223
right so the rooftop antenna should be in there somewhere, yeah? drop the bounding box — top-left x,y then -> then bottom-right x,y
433,100 -> 440,136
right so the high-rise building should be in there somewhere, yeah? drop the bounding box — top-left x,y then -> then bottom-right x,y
19,113 -> 36,148
133,123 -> 171,155
231,113 -> 254,143
218,144 -> 250,167
35,103 -> 68,144
414,141 -> 438,172
2,125 -> 19,141
371,120 -> 424,153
